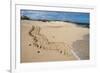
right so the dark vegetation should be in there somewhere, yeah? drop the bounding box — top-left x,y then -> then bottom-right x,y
21,16 -> 31,20
75,22 -> 89,28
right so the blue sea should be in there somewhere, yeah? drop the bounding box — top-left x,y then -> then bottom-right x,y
21,10 -> 90,24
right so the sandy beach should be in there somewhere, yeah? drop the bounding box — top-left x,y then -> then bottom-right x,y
21,20 -> 89,63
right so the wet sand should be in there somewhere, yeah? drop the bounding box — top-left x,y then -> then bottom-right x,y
72,34 -> 89,60
21,20 -> 89,63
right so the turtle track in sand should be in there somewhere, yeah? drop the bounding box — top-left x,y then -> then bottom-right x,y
28,25 -> 72,56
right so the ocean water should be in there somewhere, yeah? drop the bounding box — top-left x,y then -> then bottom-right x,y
21,10 -> 90,24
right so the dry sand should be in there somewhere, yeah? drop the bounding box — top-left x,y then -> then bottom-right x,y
21,20 -> 89,63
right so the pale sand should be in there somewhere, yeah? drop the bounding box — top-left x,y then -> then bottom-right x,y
21,20 -> 89,63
